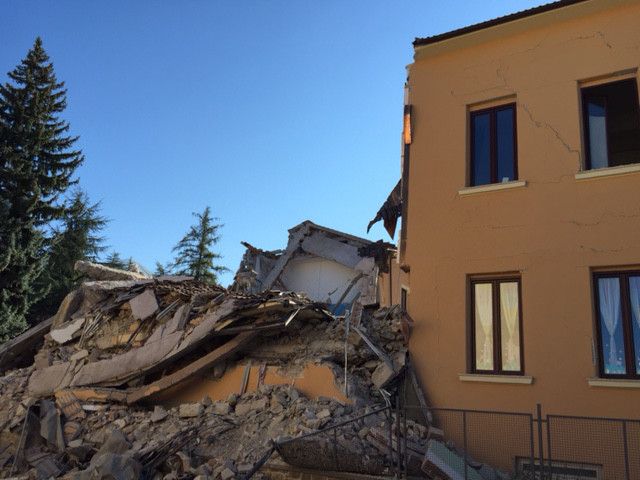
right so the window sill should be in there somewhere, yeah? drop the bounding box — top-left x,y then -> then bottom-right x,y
587,378 -> 640,389
458,180 -> 527,196
575,163 -> 640,181
458,373 -> 533,385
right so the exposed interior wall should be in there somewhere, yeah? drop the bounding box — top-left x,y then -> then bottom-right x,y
280,256 -> 362,308
155,362 -> 350,407
405,0 -> 640,419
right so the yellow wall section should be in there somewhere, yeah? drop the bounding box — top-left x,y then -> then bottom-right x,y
404,0 -> 640,418
155,362 -> 350,407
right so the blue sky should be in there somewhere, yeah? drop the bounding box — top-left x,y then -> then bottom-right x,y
2,0 -> 547,285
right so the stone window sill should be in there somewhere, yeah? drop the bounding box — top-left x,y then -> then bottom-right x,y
575,163 -> 640,181
458,373 -> 534,385
458,180 -> 527,196
587,378 -> 640,389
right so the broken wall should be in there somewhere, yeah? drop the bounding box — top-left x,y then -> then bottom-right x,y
280,256 -> 363,313
153,362 -> 349,407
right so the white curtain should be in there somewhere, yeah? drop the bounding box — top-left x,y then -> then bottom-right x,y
599,278 -> 622,370
630,277 -> 640,371
588,100 -> 609,169
500,282 -> 520,371
475,284 -> 493,370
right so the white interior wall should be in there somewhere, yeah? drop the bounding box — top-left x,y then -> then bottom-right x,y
280,255 -> 361,305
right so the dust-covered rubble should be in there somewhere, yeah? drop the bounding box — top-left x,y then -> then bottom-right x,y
0,262 -> 424,479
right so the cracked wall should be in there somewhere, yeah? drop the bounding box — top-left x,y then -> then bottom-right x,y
405,1 -> 640,417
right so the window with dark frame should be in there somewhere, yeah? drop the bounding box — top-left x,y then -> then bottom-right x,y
582,78 -> 640,170
470,103 -> 517,187
593,271 -> 640,379
470,276 -> 523,375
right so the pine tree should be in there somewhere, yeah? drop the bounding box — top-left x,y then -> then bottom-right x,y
103,251 -> 126,270
32,190 -> 107,318
171,207 -> 227,284
0,37 -> 83,340
154,261 -> 167,276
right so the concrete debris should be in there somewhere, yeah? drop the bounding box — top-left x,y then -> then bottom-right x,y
128,289 -> 158,321
232,221 -> 394,309
178,403 -> 203,418
50,317 -> 86,345
422,439 -> 510,480
0,317 -> 53,374
74,260 -> 150,282
150,405 -> 168,423
0,271 -> 447,479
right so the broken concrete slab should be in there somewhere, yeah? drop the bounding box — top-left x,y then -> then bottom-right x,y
75,259 -> 150,281
70,330 -> 183,387
40,399 -> 65,451
0,317 -> 53,373
49,316 -> 86,344
28,362 -> 75,397
129,289 -> 159,321
127,331 -> 257,403
422,439 -> 484,480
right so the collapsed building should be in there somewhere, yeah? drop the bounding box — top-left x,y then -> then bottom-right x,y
232,221 -> 396,314
0,224 -> 508,480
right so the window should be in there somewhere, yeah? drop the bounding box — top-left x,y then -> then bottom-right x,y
470,276 -> 523,374
582,78 -> 640,170
593,271 -> 640,379
470,103 -> 517,186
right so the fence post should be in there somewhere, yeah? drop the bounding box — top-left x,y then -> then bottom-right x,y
536,403 -> 545,480
622,420 -> 630,480
463,410 -> 468,480
333,428 -> 339,471
387,408 -> 394,474
546,412 -> 553,480
402,378 -> 408,477
529,415 -> 535,480
395,397 -> 402,479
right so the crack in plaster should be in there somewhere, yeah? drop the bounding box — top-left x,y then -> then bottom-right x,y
519,103 -> 579,158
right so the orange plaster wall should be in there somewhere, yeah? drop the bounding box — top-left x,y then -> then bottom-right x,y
378,254 -> 407,307
155,362 -> 350,407
404,0 -> 640,418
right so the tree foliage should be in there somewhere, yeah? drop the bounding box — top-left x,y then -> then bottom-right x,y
103,251 -> 127,270
33,189 -> 107,317
171,207 -> 227,284
0,37 -> 83,340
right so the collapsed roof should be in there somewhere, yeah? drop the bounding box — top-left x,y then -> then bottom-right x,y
232,221 -> 395,314
0,259 -> 423,478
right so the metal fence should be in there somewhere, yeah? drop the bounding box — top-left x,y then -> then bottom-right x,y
275,406 -> 399,476
545,414 -> 640,480
414,404 -> 640,480
420,406 -> 535,479
270,401 -> 640,479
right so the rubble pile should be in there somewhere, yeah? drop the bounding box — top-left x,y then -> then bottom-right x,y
0,262 -> 423,479
0,370 -> 431,479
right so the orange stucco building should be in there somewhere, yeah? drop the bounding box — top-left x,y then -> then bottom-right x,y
394,0 -> 640,420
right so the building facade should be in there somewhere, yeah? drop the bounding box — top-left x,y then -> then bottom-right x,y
398,0 -> 640,419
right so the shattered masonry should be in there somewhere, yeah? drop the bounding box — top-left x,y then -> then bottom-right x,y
0,224 -> 503,480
